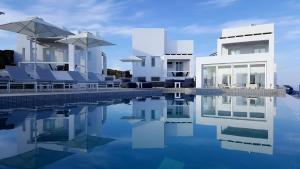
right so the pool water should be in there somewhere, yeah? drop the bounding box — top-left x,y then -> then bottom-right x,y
0,94 -> 300,169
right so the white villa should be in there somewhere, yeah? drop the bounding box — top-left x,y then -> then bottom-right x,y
14,31 -> 109,76
131,28 -> 195,82
196,23 -> 276,89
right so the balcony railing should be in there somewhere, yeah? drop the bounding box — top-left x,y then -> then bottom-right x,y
167,71 -> 189,77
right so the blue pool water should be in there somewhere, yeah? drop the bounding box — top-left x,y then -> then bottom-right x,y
0,94 -> 299,169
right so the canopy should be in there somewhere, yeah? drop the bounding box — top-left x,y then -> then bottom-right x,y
56,32 -> 114,49
0,17 -> 73,38
120,56 -> 142,62
57,32 -> 114,75
0,17 -> 74,77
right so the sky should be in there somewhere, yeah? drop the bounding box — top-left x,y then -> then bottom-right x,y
0,0 -> 300,88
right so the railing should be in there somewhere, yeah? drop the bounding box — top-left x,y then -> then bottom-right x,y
167,71 -> 189,77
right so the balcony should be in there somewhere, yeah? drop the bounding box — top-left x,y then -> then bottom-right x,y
166,59 -> 191,79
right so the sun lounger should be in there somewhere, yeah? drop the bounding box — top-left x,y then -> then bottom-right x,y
51,71 -> 75,90
4,66 -> 39,92
68,71 -> 98,90
35,68 -> 72,90
104,76 -> 120,88
88,72 -> 108,88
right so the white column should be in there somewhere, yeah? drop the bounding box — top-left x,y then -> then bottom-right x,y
68,44 -> 76,71
162,57 -> 168,81
230,65 -> 233,87
247,64 -> 251,86
264,63 -> 268,88
216,66 -> 219,88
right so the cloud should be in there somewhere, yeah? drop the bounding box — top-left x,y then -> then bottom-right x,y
277,16 -> 300,26
181,24 -> 219,34
198,0 -> 237,7
0,0 -> 142,36
178,18 -> 269,35
284,30 -> 300,40
72,24 -> 133,36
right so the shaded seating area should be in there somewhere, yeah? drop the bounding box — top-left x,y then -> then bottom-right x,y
0,66 -> 125,93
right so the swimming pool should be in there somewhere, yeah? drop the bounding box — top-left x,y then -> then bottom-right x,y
0,94 -> 299,169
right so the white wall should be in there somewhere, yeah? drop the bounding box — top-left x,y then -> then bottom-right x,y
132,28 -> 165,81
165,40 -> 193,54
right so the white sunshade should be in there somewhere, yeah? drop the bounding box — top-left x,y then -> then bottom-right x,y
120,56 -> 143,62
0,17 -> 73,38
56,32 -> 114,49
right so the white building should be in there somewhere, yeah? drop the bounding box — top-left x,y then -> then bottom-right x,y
14,32 -> 109,75
196,24 -> 276,89
131,28 -> 195,82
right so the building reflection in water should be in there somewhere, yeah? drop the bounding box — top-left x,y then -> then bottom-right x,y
196,95 -> 276,154
0,102 -> 111,169
122,93 -> 195,149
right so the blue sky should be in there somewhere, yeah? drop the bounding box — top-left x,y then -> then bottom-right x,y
0,0 -> 300,87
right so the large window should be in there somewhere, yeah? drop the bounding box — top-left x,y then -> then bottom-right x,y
250,64 -> 265,88
218,66 -> 231,87
233,65 -> 248,87
203,66 -> 216,88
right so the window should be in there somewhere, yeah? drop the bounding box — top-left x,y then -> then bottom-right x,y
43,48 -> 52,62
137,56 -> 146,67
254,47 -> 266,53
22,48 -> 25,61
167,62 -> 173,69
151,56 -> 155,67
175,62 -> 183,71
229,49 -> 240,55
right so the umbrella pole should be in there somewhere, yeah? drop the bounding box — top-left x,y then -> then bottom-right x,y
34,36 -> 37,77
85,49 -> 88,77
